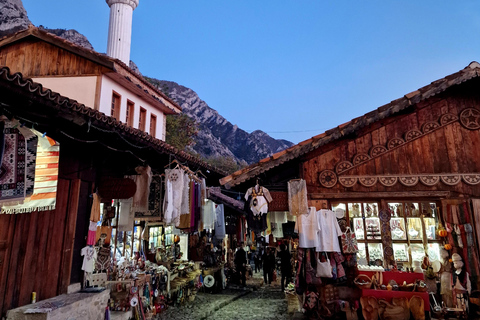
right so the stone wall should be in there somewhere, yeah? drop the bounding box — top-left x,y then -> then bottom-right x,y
6,290 -> 110,320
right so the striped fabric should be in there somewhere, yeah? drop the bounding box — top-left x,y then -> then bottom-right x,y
1,130 -> 59,214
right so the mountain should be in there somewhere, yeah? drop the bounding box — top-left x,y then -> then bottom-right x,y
147,79 -> 294,165
1,0 -> 294,165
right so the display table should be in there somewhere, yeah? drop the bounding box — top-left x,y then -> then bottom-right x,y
359,271 -> 429,311
361,289 -> 430,311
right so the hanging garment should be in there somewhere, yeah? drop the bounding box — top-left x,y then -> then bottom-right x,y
145,174 -> 164,219
245,184 -> 272,215
90,193 -> 101,222
288,179 -> 308,216
165,168 -> 185,226
163,179 -> 174,224
215,204 -> 226,239
270,212 -> 288,238
181,173 -> 190,215
86,221 -> 97,246
316,209 -> 343,252
202,199 -> 216,230
294,207 -> 321,248
118,198 -> 134,231
130,165 -> 152,213
81,246 -> 97,273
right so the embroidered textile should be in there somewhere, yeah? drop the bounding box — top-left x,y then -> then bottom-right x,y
288,179 -> 308,216
295,207 -> 320,248
81,246 -> 97,273
1,132 -> 59,213
165,169 -> 185,226
0,121 -> 25,206
245,185 -> 272,215
118,198 -> 133,231
130,166 -> 152,213
18,126 -> 38,197
316,209 -> 343,252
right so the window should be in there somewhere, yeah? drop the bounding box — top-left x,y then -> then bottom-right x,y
150,114 -> 157,137
139,107 -> 146,131
126,100 -> 135,126
331,200 -> 442,269
111,91 -> 121,120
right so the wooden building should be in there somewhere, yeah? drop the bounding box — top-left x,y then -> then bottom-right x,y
220,62 -> 480,290
0,66 -> 224,317
0,26 -> 180,140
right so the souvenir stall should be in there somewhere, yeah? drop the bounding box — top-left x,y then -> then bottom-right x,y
219,64 -> 480,319
77,161 -> 228,319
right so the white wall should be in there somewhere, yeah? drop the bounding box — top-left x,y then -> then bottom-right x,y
99,75 -> 166,140
32,76 -> 98,109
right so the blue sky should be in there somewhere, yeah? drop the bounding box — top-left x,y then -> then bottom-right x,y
23,0 -> 480,144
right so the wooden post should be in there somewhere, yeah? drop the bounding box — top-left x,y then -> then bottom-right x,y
58,179 -> 81,294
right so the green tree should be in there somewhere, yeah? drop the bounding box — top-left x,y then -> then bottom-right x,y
204,155 -> 243,174
166,114 -> 198,150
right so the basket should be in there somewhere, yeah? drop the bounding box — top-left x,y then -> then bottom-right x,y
354,274 -> 372,289
470,291 -> 480,307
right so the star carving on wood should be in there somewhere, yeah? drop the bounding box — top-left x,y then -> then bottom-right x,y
460,108 -> 480,130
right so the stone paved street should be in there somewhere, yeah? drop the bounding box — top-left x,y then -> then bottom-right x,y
155,268 -> 298,320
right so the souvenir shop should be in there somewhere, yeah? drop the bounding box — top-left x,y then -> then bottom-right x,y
220,63 -> 480,319
80,160 -> 230,319
0,65 -> 226,319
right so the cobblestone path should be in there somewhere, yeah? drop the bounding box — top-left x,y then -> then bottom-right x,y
209,284 -> 290,320
156,269 -> 294,320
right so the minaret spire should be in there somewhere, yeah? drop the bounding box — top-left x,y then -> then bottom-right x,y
106,0 -> 139,65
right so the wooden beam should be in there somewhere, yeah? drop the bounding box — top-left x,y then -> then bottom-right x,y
58,179 -> 81,295
309,191 -> 451,200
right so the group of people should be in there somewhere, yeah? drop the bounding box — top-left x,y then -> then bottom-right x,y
234,242 -> 292,291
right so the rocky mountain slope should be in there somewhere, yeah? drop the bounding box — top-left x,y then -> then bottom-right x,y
1,0 -> 294,165
147,79 -> 293,165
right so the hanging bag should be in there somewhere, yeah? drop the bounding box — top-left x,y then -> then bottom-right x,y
316,252 -> 333,278
341,227 -> 358,254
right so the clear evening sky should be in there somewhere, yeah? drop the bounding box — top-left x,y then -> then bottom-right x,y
22,0 -> 480,144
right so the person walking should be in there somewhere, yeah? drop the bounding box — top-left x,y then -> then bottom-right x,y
254,252 -> 260,273
263,248 -> 275,285
277,243 -> 292,291
234,242 -> 247,287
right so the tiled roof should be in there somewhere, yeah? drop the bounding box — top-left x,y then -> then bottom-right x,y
220,61 -> 480,189
0,66 -> 227,177
0,26 -> 181,114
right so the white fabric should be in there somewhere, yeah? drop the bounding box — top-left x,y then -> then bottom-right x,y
163,179 -> 174,224
81,246 -> 97,273
288,179 -> 309,215
215,204 -> 225,239
203,199 -> 216,230
316,209 -> 343,252
270,211 -> 288,224
181,173 -> 190,215
165,169 -> 185,226
130,166 -> 152,213
271,222 -> 284,238
294,207 -> 320,248
118,198 -> 133,232
245,185 -> 273,215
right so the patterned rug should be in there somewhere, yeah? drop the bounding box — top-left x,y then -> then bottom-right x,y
1,131 -> 59,214
0,121 -> 26,206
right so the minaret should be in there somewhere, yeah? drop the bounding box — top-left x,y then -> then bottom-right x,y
106,0 -> 139,65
